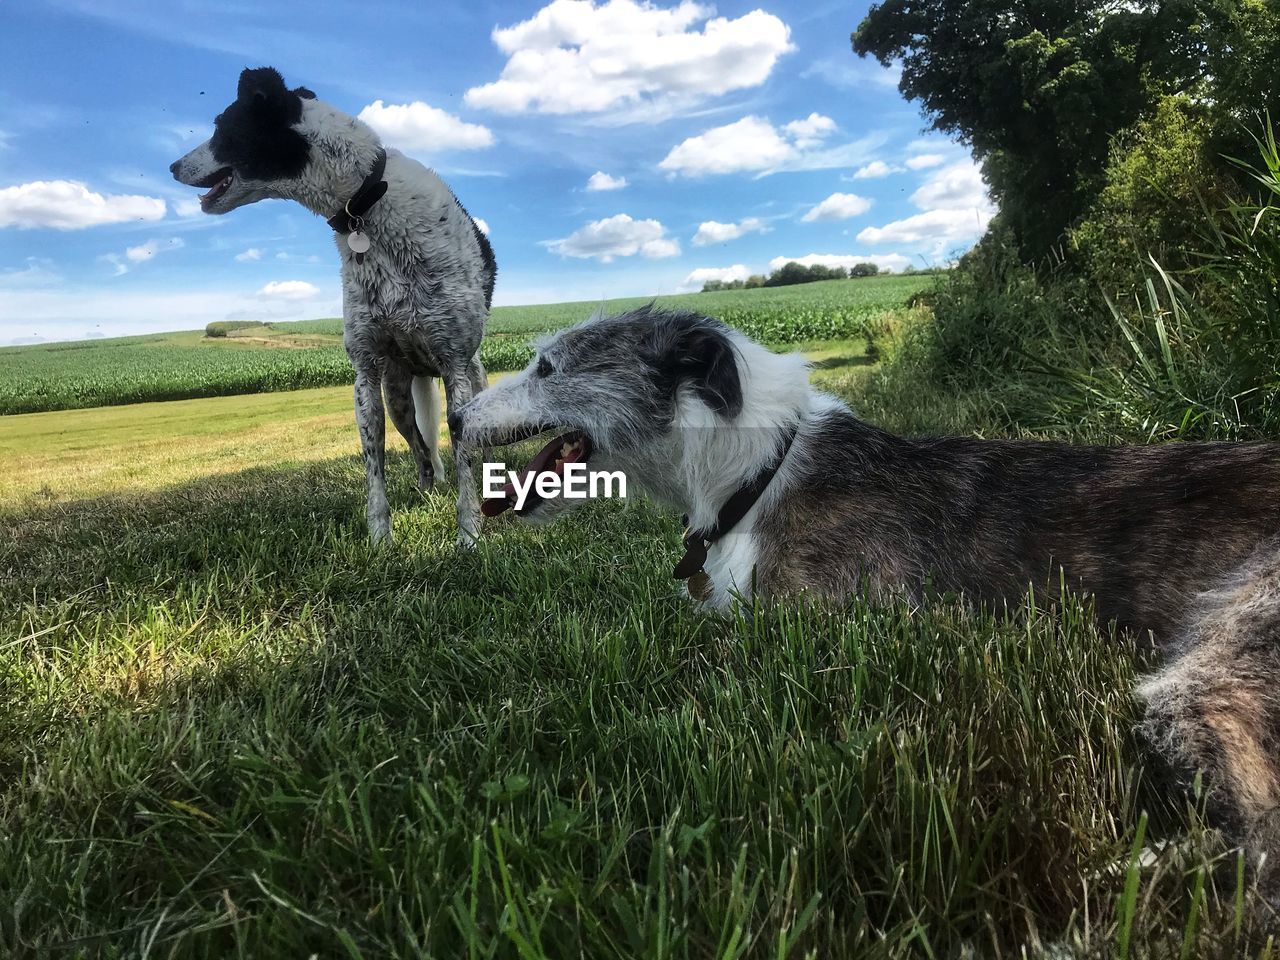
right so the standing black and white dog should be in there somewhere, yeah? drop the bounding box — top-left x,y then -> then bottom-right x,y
456,305 -> 1280,896
171,67 -> 495,544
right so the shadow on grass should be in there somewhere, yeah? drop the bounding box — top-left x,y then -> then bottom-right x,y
0,454 -> 1271,958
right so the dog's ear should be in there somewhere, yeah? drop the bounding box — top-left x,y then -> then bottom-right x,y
235,67 -> 305,129
238,67 -> 287,102
673,321 -> 743,419
293,86 -> 317,100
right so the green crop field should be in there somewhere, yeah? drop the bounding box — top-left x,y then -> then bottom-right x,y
0,334 -> 355,416
0,276 -> 928,415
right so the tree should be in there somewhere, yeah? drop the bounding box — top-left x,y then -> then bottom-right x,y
853,0 -> 1211,258
765,261 -> 814,287
745,274 -> 766,288
849,262 -> 880,278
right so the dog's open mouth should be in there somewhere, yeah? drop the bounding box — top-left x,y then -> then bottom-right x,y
481,430 -> 592,517
195,168 -> 234,208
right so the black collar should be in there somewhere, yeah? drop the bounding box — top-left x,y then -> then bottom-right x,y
673,423 -> 799,586
326,148 -> 388,234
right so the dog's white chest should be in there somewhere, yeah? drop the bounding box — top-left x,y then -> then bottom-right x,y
701,529 -> 760,608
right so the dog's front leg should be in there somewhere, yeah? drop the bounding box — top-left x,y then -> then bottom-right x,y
442,364 -> 482,546
354,368 -> 392,543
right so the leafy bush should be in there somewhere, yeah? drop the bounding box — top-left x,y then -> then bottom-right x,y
1055,127 -> 1280,441
870,123 -> 1280,444
1070,96 -> 1225,294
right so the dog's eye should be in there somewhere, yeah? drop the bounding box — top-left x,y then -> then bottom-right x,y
536,357 -> 553,378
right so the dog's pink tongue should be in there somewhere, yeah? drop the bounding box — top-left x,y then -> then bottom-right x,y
481,475 -> 524,517
481,434 -> 568,517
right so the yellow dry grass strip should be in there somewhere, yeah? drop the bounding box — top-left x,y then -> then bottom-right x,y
0,345 -> 861,509
0,386 -> 406,506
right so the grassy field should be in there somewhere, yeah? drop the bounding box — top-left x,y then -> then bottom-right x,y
0,276 -> 927,416
3,328 -> 1276,957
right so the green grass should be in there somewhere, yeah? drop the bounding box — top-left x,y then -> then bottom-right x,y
0,276 -> 929,416
2,346 -> 1275,957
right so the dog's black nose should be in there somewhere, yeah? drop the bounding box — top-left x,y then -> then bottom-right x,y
447,411 -> 463,435
169,160 -> 181,178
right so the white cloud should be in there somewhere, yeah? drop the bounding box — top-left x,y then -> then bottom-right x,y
102,237 -> 184,275
659,114 -> 879,177
586,171 -> 628,191
174,198 -> 204,218
905,153 -> 946,170
909,161 -> 989,211
659,115 -> 796,176
856,160 -> 994,248
782,112 -> 836,150
544,213 -> 680,262
474,218 -> 490,235
802,58 -> 901,92
126,237 -> 184,263
857,209 -> 993,246
464,0 -> 793,120
357,100 -> 495,152
801,192 -> 872,223
0,257 -> 60,288
641,236 -> 681,258
234,248 -> 263,262
0,180 -> 166,229
256,280 -> 321,301
909,139 -> 952,153
679,264 -> 750,291
767,252 -> 912,273
850,160 -> 898,180
691,217 -> 767,246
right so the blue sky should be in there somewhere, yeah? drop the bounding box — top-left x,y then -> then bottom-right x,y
0,0 -> 992,345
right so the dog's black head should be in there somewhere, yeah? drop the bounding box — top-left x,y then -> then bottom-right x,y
170,66 -> 318,214
211,68 -> 313,181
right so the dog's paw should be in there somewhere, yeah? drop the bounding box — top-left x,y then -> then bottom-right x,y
456,513 -> 482,549
368,519 -> 393,545
420,457 -> 446,491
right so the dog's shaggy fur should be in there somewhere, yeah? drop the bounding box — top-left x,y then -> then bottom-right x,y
171,67 -> 494,543
457,305 -> 1280,892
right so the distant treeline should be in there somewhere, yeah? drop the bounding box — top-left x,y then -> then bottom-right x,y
205,320 -> 270,338
703,262 -> 945,292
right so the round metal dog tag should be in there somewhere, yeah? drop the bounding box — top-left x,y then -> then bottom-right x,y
347,231 -> 371,255
687,571 -> 714,603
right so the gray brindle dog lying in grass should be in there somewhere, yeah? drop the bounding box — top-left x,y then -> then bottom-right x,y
456,304 -> 1280,898
170,67 -> 494,544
